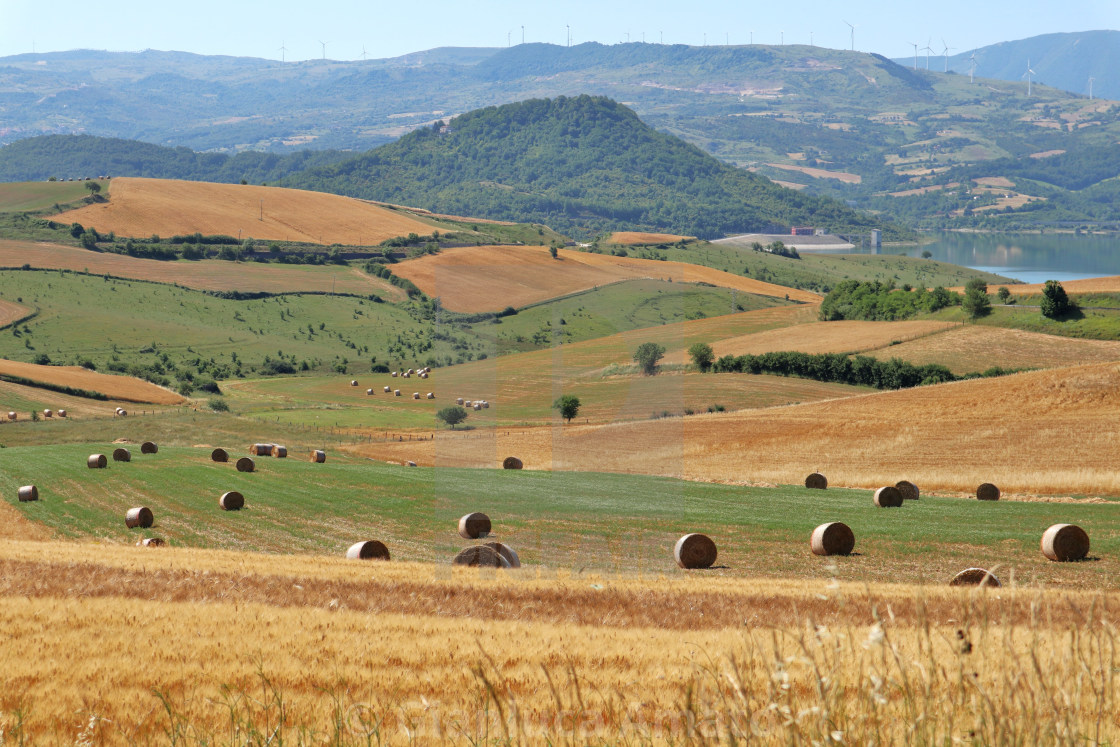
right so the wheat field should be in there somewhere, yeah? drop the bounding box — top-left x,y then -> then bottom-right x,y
0,359 -> 185,404
606,231 -> 694,245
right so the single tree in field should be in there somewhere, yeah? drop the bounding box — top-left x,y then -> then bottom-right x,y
436,405 -> 468,429
633,342 -> 666,375
84,181 -> 101,195
553,394 -> 581,423
549,246 -> 559,259
688,342 -> 715,372
962,278 -> 990,320
996,286 -> 1012,304
1040,279 -> 1075,318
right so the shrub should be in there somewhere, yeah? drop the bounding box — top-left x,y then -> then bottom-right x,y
688,342 -> 715,372
962,278 -> 991,319
208,397 -> 229,412
1040,280 -> 1075,318
633,342 -> 666,375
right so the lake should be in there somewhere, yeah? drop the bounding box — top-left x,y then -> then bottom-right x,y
897,232 -> 1120,284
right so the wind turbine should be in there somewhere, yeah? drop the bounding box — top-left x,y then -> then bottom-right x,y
566,24 -> 570,47
278,43 -> 287,63
843,20 -> 855,51
507,30 -> 511,47
909,41 -> 919,69
923,38 -> 934,70
521,25 -> 525,44
361,45 -> 367,61
969,53 -> 977,83
1022,59 -> 1035,96
941,39 -> 955,72
1089,76 -> 1095,100
319,40 -> 328,60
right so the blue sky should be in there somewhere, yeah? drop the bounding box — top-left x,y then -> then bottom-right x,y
1,0 -> 1116,61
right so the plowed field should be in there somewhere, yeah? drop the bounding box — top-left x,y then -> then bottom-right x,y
392,245 -> 820,312
0,359 -> 185,404
56,178 -> 435,245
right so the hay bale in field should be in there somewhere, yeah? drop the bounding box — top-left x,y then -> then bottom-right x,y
406,460 -> 417,467
394,389 -> 401,396
367,389 -> 373,395
805,472 -> 827,490
412,392 -> 420,400
407,369 -> 414,375
6,411 -> 15,420
271,444 -> 287,458
464,400 -> 472,407
346,540 -> 390,561
810,522 -> 854,556
403,372 -> 410,379
383,386 -> 391,393
87,453 -> 107,469
473,403 -> 481,411
250,443 -> 273,456
456,398 -> 464,405
236,457 -> 255,473
873,486 -> 903,508
482,401 -> 490,409
112,447 -> 131,463
310,450 -> 326,463
141,441 -> 158,454
1041,524 -> 1090,562
17,485 -> 38,502
350,380 -> 358,386
42,409 -> 52,418
211,447 -> 229,463
391,371 -> 398,377
453,545 -> 511,568
115,407 -> 123,414
502,456 -> 523,470
674,533 -> 718,569
458,512 -> 492,539
426,392 -> 435,399
895,480 -> 920,501
125,506 -> 154,529
420,372 -> 428,379
219,491 -> 245,511
949,568 -> 1002,587
137,537 -> 165,548
977,483 -> 1000,501
483,541 -> 521,568
57,409 -> 66,418
117,409 -> 127,417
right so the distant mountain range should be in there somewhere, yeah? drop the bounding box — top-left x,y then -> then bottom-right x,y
893,31 -> 1120,101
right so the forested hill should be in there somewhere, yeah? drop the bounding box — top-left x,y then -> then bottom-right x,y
0,135 -> 351,183
284,96 -> 900,240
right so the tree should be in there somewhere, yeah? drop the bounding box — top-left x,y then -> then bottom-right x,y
688,342 -> 715,372
549,246 -> 559,259
1040,280 -> 1074,318
997,286 -> 1011,304
84,181 -> 101,195
962,278 -> 990,319
436,405 -> 469,429
633,342 -> 666,375
553,394 -> 581,423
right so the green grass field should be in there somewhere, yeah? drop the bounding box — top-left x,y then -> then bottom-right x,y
0,180 -> 104,212
3,440 -> 1117,587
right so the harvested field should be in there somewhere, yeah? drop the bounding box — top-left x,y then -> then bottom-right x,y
356,361 -> 1120,496
0,180 -> 97,212
767,162 -> 862,184
0,240 -> 402,298
662,320 -> 956,365
0,298 -> 31,327
392,245 -> 820,312
56,178 -> 435,245
990,275 -> 1120,296
865,325 -> 1120,374
0,379 -> 133,419
0,359 -> 185,404
607,231 -> 693,245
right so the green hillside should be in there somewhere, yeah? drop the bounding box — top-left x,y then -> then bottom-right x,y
284,95 -> 903,240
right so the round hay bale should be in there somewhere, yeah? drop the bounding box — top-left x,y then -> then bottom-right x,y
483,541 -> 521,568
310,450 -> 326,463
87,453 -> 107,469
271,444 -> 287,458
453,545 -> 511,568
350,380 -> 358,386
17,485 -> 39,502
112,447 -> 131,463
426,392 -> 434,399
211,447 -> 229,463
141,441 -> 158,454
1041,523 -> 1090,562
873,486 -> 904,508
383,386 -> 391,393
115,407 -> 123,414
219,491 -> 245,511
57,409 -> 67,418
117,409 -> 127,417
137,537 -> 165,548
412,392 -> 420,399
464,400 -> 472,407
482,401 -> 490,409
810,522 -> 854,556
394,389 -> 401,396
236,457 -> 255,473
895,480 -> 920,501
804,472 -> 827,490
366,388 -> 373,395
420,372 -> 428,379
949,568 -> 1002,587
6,412 -> 15,420
502,456 -> 523,470
125,506 -> 154,529
456,398 -> 464,405
977,483 -> 1000,501
473,403 -> 482,411
458,512 -> 492,539
674,533 -> 718,569
391,371 -> 398,377
42,409 -> 52,418
250,443 -> 272,456
403,372 -> 410,378
346,540 -> 390,560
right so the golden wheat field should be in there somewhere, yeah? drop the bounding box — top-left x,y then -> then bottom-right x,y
355,361 -> 1120,496
0,359 -> 185,404
391,245 -> 820,312
0,240 -> 403,297
56,178 -> 436,245
1,538 -> 1118,744
950,275 -> 1120,295
606,231 -> 694,245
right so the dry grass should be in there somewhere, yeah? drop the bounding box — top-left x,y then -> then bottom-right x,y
991,275 -> 1120,296
0,359 -> 185,404
0,240 -> 403,298
0,298 -> 31,328
1,539 -> 1118,743
865,325 -> 1120,373
56,178 -> 435,245
356,361 -> 1120,496
392,245 -> 820,312
606,231 -> 694,245
0,379 -> 142,419
661,320 -> 956,365
766,162 -> 863,184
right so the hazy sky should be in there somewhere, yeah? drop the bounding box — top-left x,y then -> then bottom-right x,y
1,0 -> 1116,61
